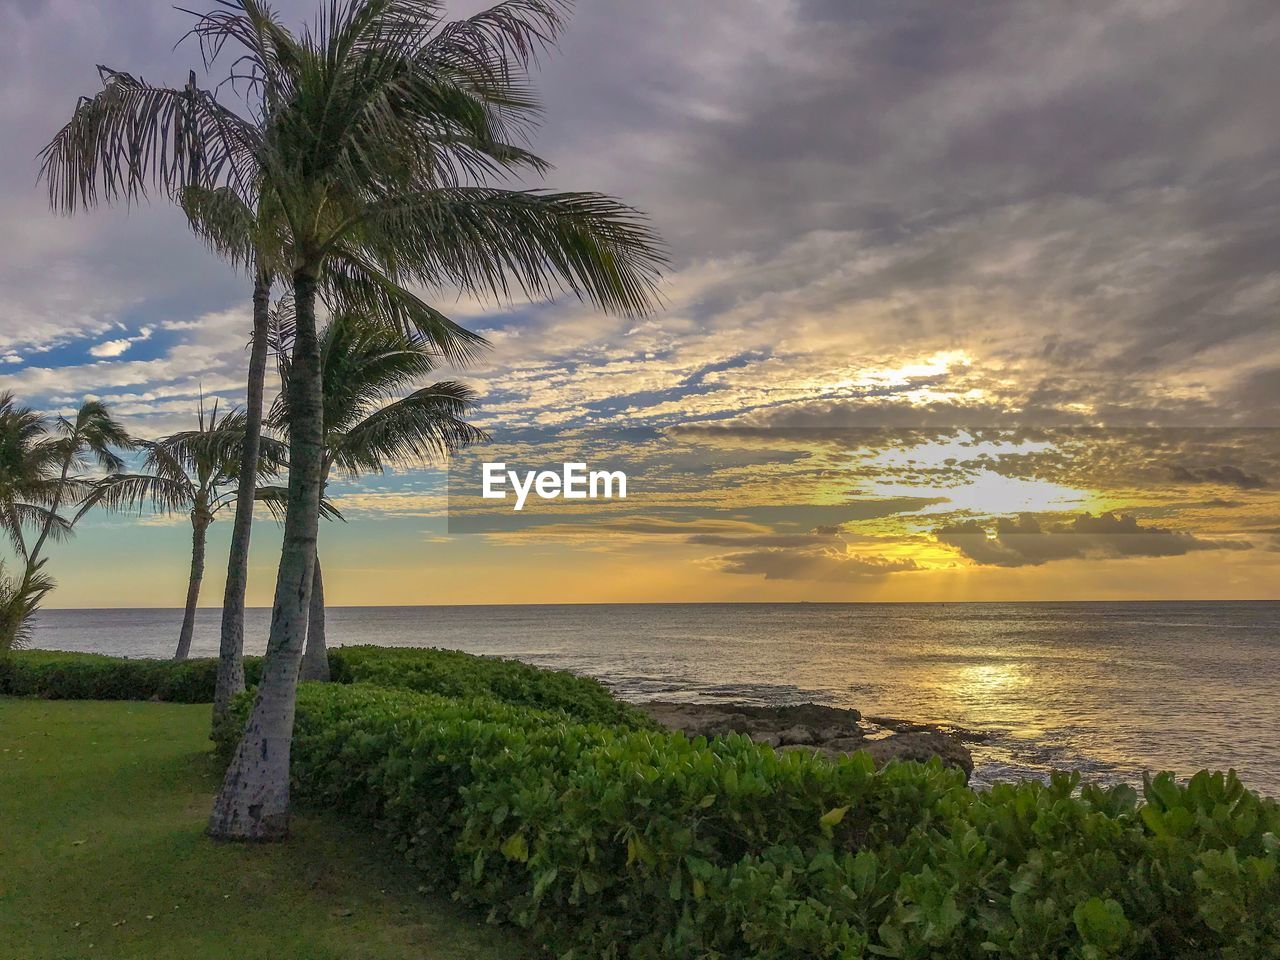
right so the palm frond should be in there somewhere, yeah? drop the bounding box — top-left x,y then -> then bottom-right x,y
180,184 -> 263,270
353,187 -> 665,317
426,0 -> 565,83
51,399 -> 134,474
254,483 -> 345,522
38,66 -> 260,212
332,380 -> 487,473
181,0 -> 299,114
160,408 -> 252,479
75,471 -> 195,521
0,559 -> 56,654
324,248 -> 489,364
266,295 -> 297,357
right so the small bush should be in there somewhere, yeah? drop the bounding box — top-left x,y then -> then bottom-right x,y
0,650 -> 263,702
218,683 -> 1280,959
328,645 -> 653,729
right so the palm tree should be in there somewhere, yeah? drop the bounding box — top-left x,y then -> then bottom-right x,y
0,395 -> 64,653
190,0 -> 662,842
26,401 -> 132,573
0,395 -> 131,651
269,312 -> 487,681
0,393 -> 64,558
40,59 -> 492,727
77,401 -> 284,659
44,0 -> 664,840
0,561 -> 54,654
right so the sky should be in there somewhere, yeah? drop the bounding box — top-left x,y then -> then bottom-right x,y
1,0 -> 1277,607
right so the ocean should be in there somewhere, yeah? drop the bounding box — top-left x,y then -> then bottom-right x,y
28,601 -> 1280,794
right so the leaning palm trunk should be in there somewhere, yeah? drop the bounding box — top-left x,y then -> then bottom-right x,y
299,554 -> 329,682
209,270 -> 325,841
175,507 -> 212,660
26,458 -> 71,575
214,269 -> 272,723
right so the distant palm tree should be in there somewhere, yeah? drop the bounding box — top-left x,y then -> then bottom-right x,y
78,401 -> 284,659
26,401 -> 132,572
270,313 -> 486,681
0,393 -> 64,556
0,394 -> 132,651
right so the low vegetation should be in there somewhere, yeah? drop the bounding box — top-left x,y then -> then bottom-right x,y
7,645 -> 1278,958
329,644 -> 654,729
0,646 -> 646,728
0,650 -> 264,702
0,697 -> 525,960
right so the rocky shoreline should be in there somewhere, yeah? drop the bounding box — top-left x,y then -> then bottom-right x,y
637,701 -> 980,778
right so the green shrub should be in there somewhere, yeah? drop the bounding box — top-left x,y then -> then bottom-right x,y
0,645 -> 644,728
328,645 -> 653,729
218,683 -> 1280,959
0,650 -> 263,702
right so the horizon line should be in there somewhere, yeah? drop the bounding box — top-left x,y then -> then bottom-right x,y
41,598 -> 1280,612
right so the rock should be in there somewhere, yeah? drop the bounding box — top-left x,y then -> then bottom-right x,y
777,725 -> 816,746
820,736 -> 869,755
862,730 -> 974,778
637,700 -> 972,778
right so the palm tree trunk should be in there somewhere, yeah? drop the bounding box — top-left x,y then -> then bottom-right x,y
26,455 -> 70,572
213,269 -> 271,726
209,268 -> 324,841
299,553 -> 329,682
175,509 -> 211,660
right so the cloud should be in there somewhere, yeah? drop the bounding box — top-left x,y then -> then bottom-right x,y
478,516 -> 775,542
698,523 -> 919,582
88,338 -> 134,358
936,512 -> 1251,567
712,548 -> 919,582
1169,464 -> 1267,490
88,325 -> 153,359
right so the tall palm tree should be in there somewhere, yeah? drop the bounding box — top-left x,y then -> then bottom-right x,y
44,0 -> 664,841
0,395 -> 131,651
41,57 -> 494,726
191,0 -> 662,842
40,64 -> 281,710
77,401 -> 284,659
270,312 -> 487,682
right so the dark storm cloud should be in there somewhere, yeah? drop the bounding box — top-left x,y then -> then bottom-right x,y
936,512 -> 1251,568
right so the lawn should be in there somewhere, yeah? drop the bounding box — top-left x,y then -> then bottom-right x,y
0,697 -> 527,960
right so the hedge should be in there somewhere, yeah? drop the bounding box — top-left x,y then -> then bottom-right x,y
0,646 -> 650,728
0,650 -> 264,702
219,683 -> 1280,960
328,645 -> 652,729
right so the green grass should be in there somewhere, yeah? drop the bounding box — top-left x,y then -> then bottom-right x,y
0,698 -> 528,960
